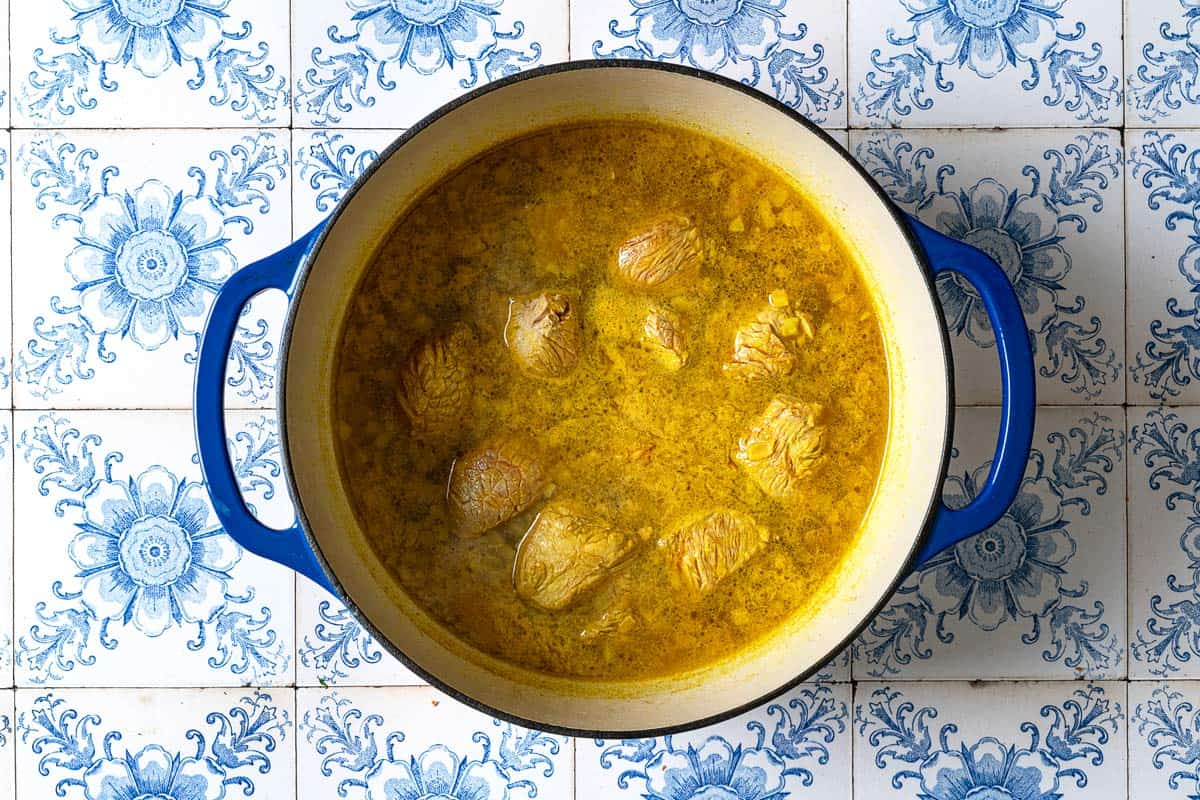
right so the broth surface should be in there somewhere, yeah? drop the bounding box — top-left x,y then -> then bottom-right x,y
334,121 -> 889,680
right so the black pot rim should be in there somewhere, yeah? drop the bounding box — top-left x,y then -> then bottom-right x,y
276,58 -> 956,739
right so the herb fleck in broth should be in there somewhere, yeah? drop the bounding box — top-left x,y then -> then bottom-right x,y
334,121 -> 889,680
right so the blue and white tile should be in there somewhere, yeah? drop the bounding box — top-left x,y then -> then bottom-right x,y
0,690 -> 12,798
856,406 -> 1126,680
852,129 -> 1125,405
10,129 -> 292,410
1125,130 -> 1200,403
292,0 -> 568,129
0,1 -> 10,130
855,681 -> 1126,800
291,128 -> 423,687
15,688 -> 295,799
297,686 -> 572,800
0,417 -> 15,690
577,683 -> 851,800
11,0 -> 291,128
1130,682 -> 1200,800
849,0 -> 1123,127
0,134 -> 13,412
1126,408 -> 1200,680
12,410 -> 296,688
1127,0 -> 1200,127
293,129 -> 398,232
573,0 -> 848,128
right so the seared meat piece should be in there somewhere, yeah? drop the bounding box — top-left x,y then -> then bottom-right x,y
658,510 -> 769,593
505,291 -> 582,378
642,306 -> 690,369
615,215 -> 701,289
723,290 -> 814,381
397,325 -> 474,440
735,396 -> 824,499
447,433 -> 548,537
513,500 -> 639,611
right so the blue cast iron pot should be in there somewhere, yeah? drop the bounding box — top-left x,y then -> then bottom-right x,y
193,61 -> 1035,737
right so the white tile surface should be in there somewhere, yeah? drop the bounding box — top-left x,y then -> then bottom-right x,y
292,0 -> 568,128
12,410 -> 295,687
11,0 -> 291,128
573,0 -> 848,127
15,688 -> 296,799
1130,682 -> 1200,800
849,0 -> 1123,127
1127,130 -> 1200,403
0,3 -> 1181,796
579,683 -> 852,800
10,129 -> 291,410
297,686 -> 572,800
0,690 -> 12,799
855,681 -> 1127,800
1128,407 -> 1200,679
856,407 -> 1127,680
1127,0 -> 1200,128
852,128 -> 1125,404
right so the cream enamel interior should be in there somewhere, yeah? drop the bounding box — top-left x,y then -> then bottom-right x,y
282,66 -> 951,733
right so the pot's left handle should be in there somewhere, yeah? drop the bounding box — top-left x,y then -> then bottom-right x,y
194,226 -> 334,593
904,215 -> 1036,566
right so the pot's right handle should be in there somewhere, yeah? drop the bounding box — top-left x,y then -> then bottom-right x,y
904,215 -> 1036,566
194,225 -> 334,592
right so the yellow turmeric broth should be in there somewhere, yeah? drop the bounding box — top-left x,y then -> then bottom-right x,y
333,121 -> 889,680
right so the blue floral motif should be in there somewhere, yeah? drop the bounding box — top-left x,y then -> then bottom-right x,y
854,0 -> 1119,124
69,466 -> 238,637
19,0 -> 286,123
297,132 -> 381,214
300,600 -> 385,683
14,414 -> 288,683
295,0 -> 543,126
1128,132 -> 1200,399
15,134 -> 284,402
1133,686 -> 1200,798
596,685 -> 845,798
592,0 -> 842,123
857,414 -> 1121,677
68,179 -> 234,350
18,691 -> 288,798
1129,0 -> 1200,122
859,685 -> 1119,799
1128,410 -> 1200,676
300,693 -> 563,799
856,132 -> 1120,398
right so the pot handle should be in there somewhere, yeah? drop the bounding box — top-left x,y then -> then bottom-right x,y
904,215 -> 1036,566
194,226 -> 334,592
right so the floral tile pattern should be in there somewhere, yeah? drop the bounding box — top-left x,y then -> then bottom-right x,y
11,0 -> 291,128
573,0 -> 848,127
297,686 -> 572,800
1129,682 -> 1200,799
14,688 -> 295,798
855,406 -> 1126,681
12,411 -> 295,688
1126,130 -> 1200,403
855,681 -> 1127,799
578,683 -> 851,800
10,128 -> 290,410
848,0 -> 1124,127
1127,0 -> 1200,127
851,128 -> 1125,405
1127,407 -> 1200,680
292,0 -> 568,128
0,2 -> 1185,796
0,690 -> 11,797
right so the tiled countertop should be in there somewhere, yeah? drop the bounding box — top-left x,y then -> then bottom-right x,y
0,0 -> 1191,798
